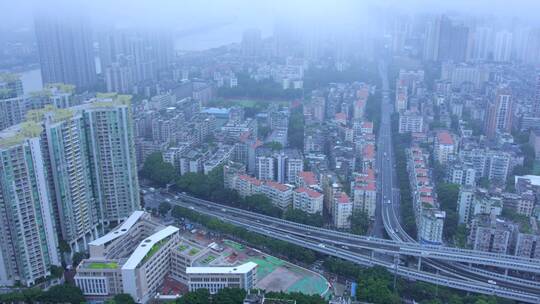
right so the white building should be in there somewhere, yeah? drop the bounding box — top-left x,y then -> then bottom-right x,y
260,181 -> 293,209
293,187 -> 324,214
256,156 -> 274,181
434,131 -> 455,165
398,110 -> 424,133
122,226 -> 181,303
419,210 -> 445,245
186,262 -> 257,294
333,192 -> 352,229
457,187 -> 475,224
351,169 -> 377,218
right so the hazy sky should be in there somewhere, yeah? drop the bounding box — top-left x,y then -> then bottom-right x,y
2,0 -> 540,31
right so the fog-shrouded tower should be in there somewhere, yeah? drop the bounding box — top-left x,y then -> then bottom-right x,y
34,12 -> 96,91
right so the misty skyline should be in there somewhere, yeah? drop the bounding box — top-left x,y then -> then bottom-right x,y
3,0 -> 540,32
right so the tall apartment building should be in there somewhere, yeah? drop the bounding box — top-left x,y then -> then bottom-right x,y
395,85 -> 408,112
484,87 -> 513,139
398,110 -> 424,133
0,73 -> 23,97
486,151 -> 510,184
515,233 -> 540,259
0,95 -> 26,131
0,123 -> 61,286
333,192 -> 352,229
423,15 -> 469,62
457,186 -> 475,224
448,162 -> 476,186
42,109 -> 100,251
419,209 -> 445,245
434,130 -> 455,165
84,94 -> 140,222
255,155 -> 275,181
34,13 -> 96,91
26,83 -> 76,110
351,169 -> 377,218
18,94 -> 138,252
0,74 -> 25,131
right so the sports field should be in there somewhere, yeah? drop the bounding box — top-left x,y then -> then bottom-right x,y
216,240 -> 328,295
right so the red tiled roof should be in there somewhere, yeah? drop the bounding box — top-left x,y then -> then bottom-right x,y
363,144 -> 375,159
251,139 -> 263,149
298,171 -> 318,186
355,181 -> 376,191
336,192 -> 350,204
239,131 -> 251,142
357,88 -> 369,99
335,112 -> 347,121
264,181 -> 291,192
362,121 -> 373,129
437,131 -> 454,145
420,196 -> 434,204
238,174 -> 262,186
295,187 -> 323,198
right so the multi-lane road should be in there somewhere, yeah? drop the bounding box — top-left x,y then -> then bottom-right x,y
374,61 -> 540,300
139,62 -> 540,302
143,189 -> 540,303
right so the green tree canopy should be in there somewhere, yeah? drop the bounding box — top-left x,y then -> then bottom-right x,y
141,152 -> 177,186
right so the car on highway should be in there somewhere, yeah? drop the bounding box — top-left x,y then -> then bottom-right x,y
487,280 -> 497,285
189,206 -> 195,210
341,245 -> 349,250
317,243 -> 326,248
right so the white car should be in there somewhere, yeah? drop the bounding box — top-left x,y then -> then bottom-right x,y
487,280 -> 497,285
317,243 -> 326,248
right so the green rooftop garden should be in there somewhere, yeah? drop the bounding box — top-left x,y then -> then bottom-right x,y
93,93 -> 132,107
188,248 -> 200,256
201,255 -> 216,264
143,241 -> 164,263
0,121 -> 44,148
87,262 -> 118,269
178,244 -> 188,252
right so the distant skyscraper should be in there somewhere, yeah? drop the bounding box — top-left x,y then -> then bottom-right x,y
423,15 -> 469,62
485,87 -> 513,139
98,29 -> 173,84
105,59 -> 136,94
34,13 -> 96,91
0,124 -> 61,286
242,28 -> 262,57
423,17 -> 441,61
533,72 -> 540,117
471,27 -> 493,61
494,31 -> 513,62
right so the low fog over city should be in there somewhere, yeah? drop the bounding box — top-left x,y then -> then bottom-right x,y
1,1 -> 540,303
